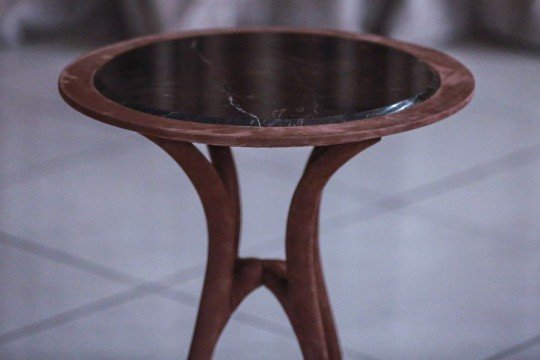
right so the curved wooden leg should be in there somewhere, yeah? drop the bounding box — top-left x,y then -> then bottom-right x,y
147,135 -> 380,359
147,137 -> 241,359
286,139 -> 380,359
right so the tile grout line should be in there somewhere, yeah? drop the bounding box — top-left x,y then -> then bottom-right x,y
0,230 -> 162,286
0,137 -> 140,190
482,334 -> 540,360
0,231 -> 291,346
0,232 -> 379,358
238,142 -> 540,356
3,141 -> 539,350
247,141 -> 540,242
240,142 -> 540,254
2,140 -> 539,356
0,271 -> 198,345
0,267 -> 292,350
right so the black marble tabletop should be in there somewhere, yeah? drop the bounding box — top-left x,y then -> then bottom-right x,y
94,32 -> 440,127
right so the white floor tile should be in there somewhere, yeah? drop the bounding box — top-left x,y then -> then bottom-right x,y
0,242 -> 126,335
1,36 -> 539,360
504,342 -> 540,360
0,295 -> 195,360
0,139 -> 208,280
323,213 -> 540,360
412,161 -> 540,239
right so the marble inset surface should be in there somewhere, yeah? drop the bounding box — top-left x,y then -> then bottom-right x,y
94,33 -> 440,127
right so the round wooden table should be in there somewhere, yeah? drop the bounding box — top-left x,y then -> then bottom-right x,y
59,28 -> 474,359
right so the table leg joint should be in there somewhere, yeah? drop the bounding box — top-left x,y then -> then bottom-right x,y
149,137 -> 380,359
232,258 -> 288,310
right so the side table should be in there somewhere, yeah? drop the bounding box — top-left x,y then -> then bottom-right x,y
59,28 -> 474,359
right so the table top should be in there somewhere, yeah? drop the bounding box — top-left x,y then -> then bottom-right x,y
59,28 -> 474,147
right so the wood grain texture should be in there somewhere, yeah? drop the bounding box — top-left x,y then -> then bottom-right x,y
146,138 -> 378,359
59,27 -> 474,147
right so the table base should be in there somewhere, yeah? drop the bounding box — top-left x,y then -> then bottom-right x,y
148,135 -> 380,359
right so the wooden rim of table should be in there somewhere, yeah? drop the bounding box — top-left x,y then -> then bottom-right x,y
59,27 -> 474,147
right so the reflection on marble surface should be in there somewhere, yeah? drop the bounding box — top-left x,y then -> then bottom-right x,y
94,33 -> 440,127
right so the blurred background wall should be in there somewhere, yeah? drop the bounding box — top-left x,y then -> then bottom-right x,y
1,0 -> 539,49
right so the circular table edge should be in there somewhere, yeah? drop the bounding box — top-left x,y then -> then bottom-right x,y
59,27 -> 475,147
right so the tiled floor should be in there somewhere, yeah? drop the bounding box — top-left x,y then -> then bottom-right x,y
1,38 -> 539,359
